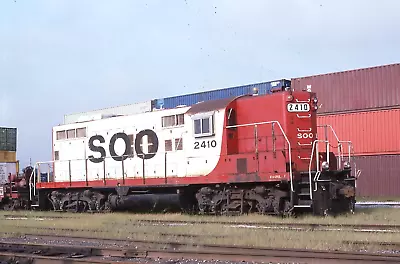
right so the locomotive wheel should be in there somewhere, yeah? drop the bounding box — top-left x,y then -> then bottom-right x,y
2,202 -> 14,211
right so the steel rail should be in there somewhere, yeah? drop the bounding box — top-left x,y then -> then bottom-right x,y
3,222 -> 400,236
0,241 -> 145,262
0,226 -> 228,240
2,218 -> 400,235
133,219 -> 400,232
0,252 -> 137,264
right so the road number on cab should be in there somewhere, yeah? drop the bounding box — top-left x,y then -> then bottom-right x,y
194,140 -> 217,149
287,103 -> 310,112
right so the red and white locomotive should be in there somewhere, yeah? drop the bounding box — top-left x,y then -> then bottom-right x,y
26,86 -> 357,216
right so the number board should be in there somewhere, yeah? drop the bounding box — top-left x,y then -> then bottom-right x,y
287,103 -> 310,112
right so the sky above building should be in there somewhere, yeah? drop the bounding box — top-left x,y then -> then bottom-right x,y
0,0 -> 399,167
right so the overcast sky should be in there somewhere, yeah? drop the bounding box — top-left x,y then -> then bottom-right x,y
1,0 -> 399,167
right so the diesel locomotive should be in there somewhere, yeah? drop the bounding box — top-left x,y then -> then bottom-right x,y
0,86 -> 358,216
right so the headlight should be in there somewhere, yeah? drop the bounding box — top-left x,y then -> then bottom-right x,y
321,161 -> 329,170
252,87 -> 259,96
344,161 -> 351,169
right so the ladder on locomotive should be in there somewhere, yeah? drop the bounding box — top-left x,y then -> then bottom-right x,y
28,162 -> 53,208
294,124 -> 359,209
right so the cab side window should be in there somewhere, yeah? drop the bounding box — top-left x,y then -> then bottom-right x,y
193,114 -> 214,137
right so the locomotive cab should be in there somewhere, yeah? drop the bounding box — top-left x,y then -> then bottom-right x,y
262,85 -> 357,216
288,86 -> 357,216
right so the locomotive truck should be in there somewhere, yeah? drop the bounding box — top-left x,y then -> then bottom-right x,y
1,86 -> 358,216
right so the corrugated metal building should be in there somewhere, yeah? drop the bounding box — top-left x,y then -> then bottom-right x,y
63,100 -> 155,124
354,155 -> 400,197
297,63 -> 400,198
317,109 -> 400,155
292,63 -> 400,114
154,79 -> 291,109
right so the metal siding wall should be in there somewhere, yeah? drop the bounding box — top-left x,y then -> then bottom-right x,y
317,109 -> 400,155
64,100 -> 154,124
292,63 -> 400,114
0,151 -> 17,163
156,80 -> 290,109
354,155 -> 400,197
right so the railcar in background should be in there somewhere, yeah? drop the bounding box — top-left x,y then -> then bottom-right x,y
26,86 -> 357,216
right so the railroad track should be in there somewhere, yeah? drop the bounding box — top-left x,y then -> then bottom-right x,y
134,219 -> 400,233
12,233 -> 400,252
3,221 -> 399,237
1,238 -> 400,263
1,213 -> 80,220
0,225 -> 227,240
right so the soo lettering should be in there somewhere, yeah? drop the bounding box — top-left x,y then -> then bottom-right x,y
88,129 -> 159,163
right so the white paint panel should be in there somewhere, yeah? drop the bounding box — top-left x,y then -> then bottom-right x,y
54,160 -> 70,182
87,166 -> 103,181
0,163 -> 8,184
53,105 -> 226,183
0,162 -> 17,184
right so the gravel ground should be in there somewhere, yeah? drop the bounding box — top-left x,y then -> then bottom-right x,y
1,234 -> 399,263
0,236 -> 301,264
0,235 -> 135,249
99,256 -> 301,264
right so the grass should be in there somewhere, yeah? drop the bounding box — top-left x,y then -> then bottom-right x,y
2,207 -> 400,225
0,208 -> 400,253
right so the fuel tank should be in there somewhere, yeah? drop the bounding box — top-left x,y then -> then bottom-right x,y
109,193 -> 184,213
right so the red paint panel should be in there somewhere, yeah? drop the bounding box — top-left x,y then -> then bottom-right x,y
317,109 -> 400,155
292,63 -> 400,114
233,91 -> 317,172
353,155 -> 400,197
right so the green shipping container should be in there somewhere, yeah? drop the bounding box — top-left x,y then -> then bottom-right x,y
0,127 -> 17,151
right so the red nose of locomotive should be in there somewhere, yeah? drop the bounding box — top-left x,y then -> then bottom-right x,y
284,90 -> 319,173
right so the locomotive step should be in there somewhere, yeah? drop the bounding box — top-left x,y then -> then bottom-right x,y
299,181 -> 310,185
294,204 -> 312,208
297,200 -> 312,205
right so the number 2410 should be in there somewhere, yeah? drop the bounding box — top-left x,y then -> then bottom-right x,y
194,140 -> 217,149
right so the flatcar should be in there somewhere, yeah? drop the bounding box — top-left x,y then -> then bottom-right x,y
2,86 -> 358,216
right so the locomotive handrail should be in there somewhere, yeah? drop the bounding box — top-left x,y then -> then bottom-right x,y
31,121 -> 293,199
29,161 -> 54,201
308,139 -> 355,200
318,124 -> 343,166
308,139 -> 329,200
317,124 -> 355,169
226,120 -> 293,192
